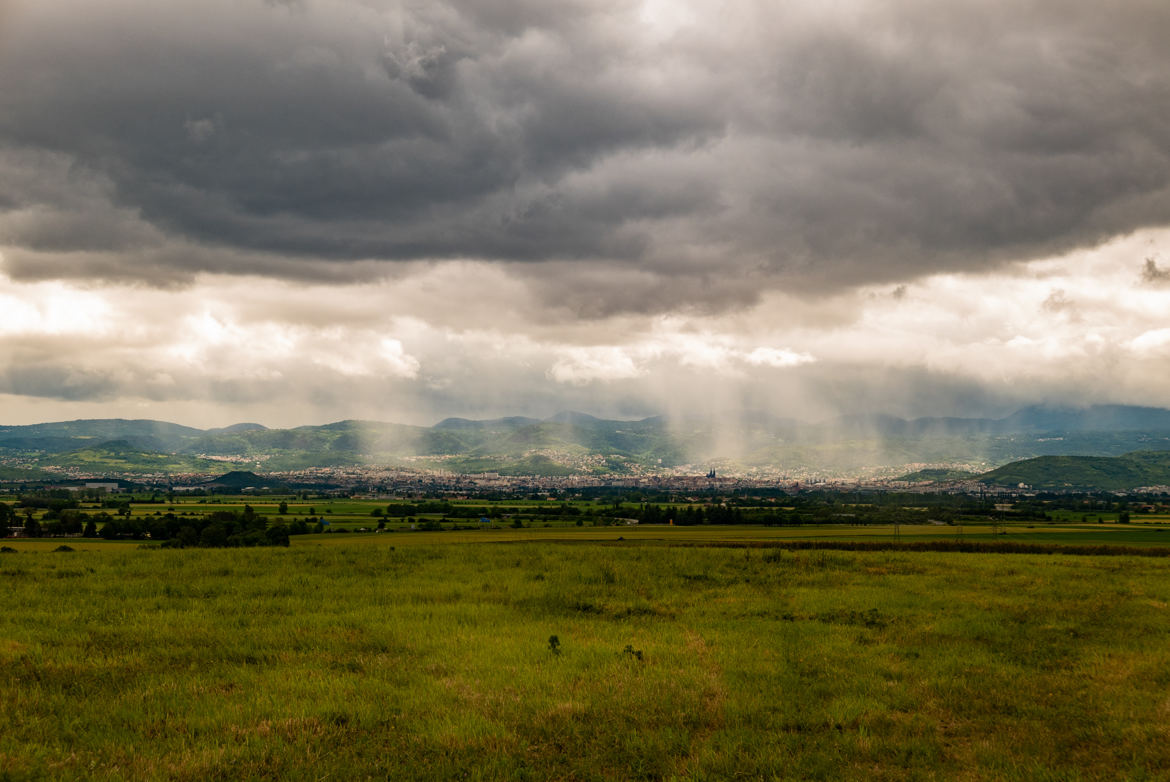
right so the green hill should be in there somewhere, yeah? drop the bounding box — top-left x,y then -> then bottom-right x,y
36,441 -> 235,475
978,451 -> 1170,491
896,468 -> 980,483
0,419 -> 204,453
437,454 -> 578,477
0,465 -> 52,482
203,471 -> 285,490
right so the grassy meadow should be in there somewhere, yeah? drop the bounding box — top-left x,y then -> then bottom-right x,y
4,534 -> 1170,780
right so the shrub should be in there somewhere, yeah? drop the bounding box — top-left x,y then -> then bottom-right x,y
265,524 -> 290,547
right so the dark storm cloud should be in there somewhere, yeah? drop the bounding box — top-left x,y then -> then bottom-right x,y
2,0 -> 1169,305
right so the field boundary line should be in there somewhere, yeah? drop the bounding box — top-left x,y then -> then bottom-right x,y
481,538 -> 1170,557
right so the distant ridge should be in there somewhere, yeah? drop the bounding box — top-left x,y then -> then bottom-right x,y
434,416 -> 541,430
999,404 -> 1170,433
205,423 -> 268,434
546,411 -> 603,424
3,404 -> 1170,478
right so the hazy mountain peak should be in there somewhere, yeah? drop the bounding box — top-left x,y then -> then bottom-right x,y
205,423 -> 268,434
546,411 -> 602,424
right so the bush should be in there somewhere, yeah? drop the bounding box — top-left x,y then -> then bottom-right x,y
265,524 -> 290,547
199,524 -> 228,548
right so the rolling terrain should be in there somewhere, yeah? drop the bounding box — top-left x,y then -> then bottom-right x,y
978,451 -> 1170,491
3,404 -> 1170,480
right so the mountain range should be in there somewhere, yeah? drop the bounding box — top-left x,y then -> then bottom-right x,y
4,404 -> 1170,480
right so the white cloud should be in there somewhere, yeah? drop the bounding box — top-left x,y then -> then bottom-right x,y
548,347 -> 643,384
1129,328 -> 1170,355
379,338 -> 421,379
0,280 -> 112,336
0,227 -> 1169,425
744,347 -> 815,368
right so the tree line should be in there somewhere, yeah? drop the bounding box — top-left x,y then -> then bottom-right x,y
1,501 -> 298,548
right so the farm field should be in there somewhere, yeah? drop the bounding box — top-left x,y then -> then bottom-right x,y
4,536 -> 1170,779
8,490 -> 1170,544
8,520 -> 1170,552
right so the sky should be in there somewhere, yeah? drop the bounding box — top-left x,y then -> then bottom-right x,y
1,0 -> 1169,428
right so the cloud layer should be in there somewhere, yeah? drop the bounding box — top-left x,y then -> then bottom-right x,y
4,1 -> 1170,297
0,229 -> 1168,427
1,1 -> 1169,424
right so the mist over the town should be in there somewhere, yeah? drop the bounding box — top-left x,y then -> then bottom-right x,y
2,0 -> 1169,429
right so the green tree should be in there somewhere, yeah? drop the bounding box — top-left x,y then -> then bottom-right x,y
24,516 -> 43,538
199,524 -> 228,548
265,523 -> 290,547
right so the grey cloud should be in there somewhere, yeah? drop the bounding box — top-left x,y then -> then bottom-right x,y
1,0 -> 1169,308
382,40 -> 460,100
1041,289 -> 1073,313
518,261 -> 768,320
1142,257 -> 1170,285
0,364 -> 121,402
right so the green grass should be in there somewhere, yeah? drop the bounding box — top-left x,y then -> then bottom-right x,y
3,540 -> 1170,779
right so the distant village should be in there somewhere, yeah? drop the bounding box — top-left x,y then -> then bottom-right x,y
6,464 -> 1092,499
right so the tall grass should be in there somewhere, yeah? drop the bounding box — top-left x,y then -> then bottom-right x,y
3,543 -> 1170,779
